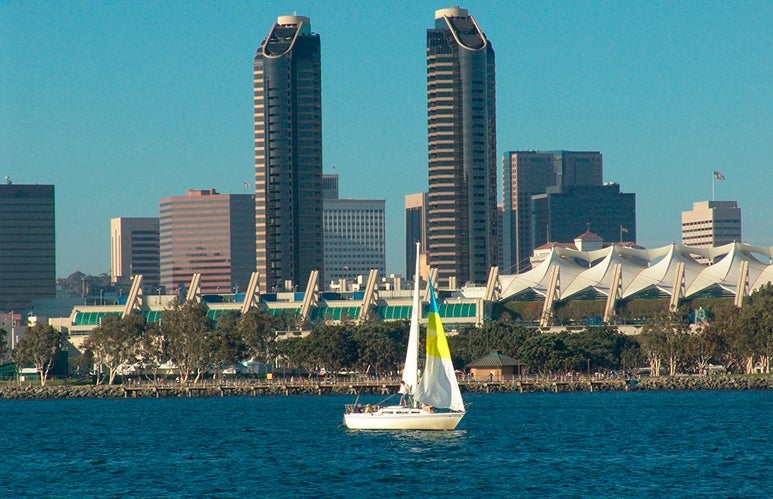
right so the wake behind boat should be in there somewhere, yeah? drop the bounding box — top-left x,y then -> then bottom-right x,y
343,243 -> 465,431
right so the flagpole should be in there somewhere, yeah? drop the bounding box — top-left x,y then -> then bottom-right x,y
712,174 -> 715,201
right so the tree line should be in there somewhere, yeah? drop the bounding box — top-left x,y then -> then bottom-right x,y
5,284 -> 772,385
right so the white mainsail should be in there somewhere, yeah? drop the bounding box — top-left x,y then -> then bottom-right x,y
400,243 -> 421,395
414,279 -> 465,412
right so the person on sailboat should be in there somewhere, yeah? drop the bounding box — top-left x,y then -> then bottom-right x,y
399,381 -> 412,406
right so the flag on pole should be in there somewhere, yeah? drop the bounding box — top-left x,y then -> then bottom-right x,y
620,226 -> 629,234
713,171 -> 725,180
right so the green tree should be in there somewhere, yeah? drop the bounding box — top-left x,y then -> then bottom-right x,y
562,326 -> 637,373
707,302 -> 746,372
210,311 -> 247,379
0,328 -> 9,362
638,323 -> 665,376
136,321 -> 167,385
303,324 -> 357,374
619,337 -> 643,375
450,321 -> 537,368
352,322 -> 409,377
161,300 -> 213,383
12,324 -> 67,386
517,333 -> 565,375
84,313 -> 145,384
275,336 -> 309,376
738,284 -> 773,373
238,309 -> 281,363
685,325 -> 722,374
639,311 -> 689,376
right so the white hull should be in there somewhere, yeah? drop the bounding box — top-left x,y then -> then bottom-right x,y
344,405 -> 464,431
343,244 -> 465,431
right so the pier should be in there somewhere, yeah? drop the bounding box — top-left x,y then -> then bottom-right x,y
2,375 -> 772,400
118,376 -> 632,398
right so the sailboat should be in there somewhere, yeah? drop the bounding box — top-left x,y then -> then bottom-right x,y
343,243 -> 465,430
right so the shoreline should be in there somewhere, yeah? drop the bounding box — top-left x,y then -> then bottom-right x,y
1,375 -> 772,399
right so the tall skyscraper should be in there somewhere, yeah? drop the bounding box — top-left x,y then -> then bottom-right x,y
502,150 -> 605,272
159,190 -> 255,295
254,15 -> 323,292
0,183 -> 55,311
427,7 -> 497,287
324,199 -> 386,285
405,192 -> 428,278
110,217 -> 160,291
682,200 -> 742,252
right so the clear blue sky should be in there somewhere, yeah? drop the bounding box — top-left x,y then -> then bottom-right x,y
2,0 -> 771,278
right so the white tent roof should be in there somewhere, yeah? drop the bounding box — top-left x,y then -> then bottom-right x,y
499,247 -> 586,299
499,242 -> 773,303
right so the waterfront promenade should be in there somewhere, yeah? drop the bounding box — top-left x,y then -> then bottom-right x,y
2,374 -> 772,399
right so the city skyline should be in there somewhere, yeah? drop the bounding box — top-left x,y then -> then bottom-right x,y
2,1 -> 771,278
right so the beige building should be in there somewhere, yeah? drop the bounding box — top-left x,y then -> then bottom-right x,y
110,217 -> 160,291
405,192 -> 428,278
682,201 -> 742,263
160,189 -> 255,295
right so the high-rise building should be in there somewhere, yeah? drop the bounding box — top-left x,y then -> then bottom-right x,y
405,192 -> 428,278
0,183 -> 55,311
427,7 -> 497,287
110,217 -> 160,291
531,183 -> 636,248
254,15 -> 323,292
322,173 -> 339,200
502,150 -> 605,272
682,200 -> 742,251
159,189 -> 255,295
324,199 -> 386,286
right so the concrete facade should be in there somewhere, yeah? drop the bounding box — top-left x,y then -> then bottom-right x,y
324,199 -> 386,286
682,200 -> 742,253
159,189 -> 255,295
110,217 -> 160,291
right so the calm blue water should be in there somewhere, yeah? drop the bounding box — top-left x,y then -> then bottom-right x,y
2,390 -> 772,497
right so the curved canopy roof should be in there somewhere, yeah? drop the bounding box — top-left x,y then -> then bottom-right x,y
499,242 -> 773,303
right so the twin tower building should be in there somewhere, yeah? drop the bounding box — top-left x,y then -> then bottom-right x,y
254,7 -> 498,292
